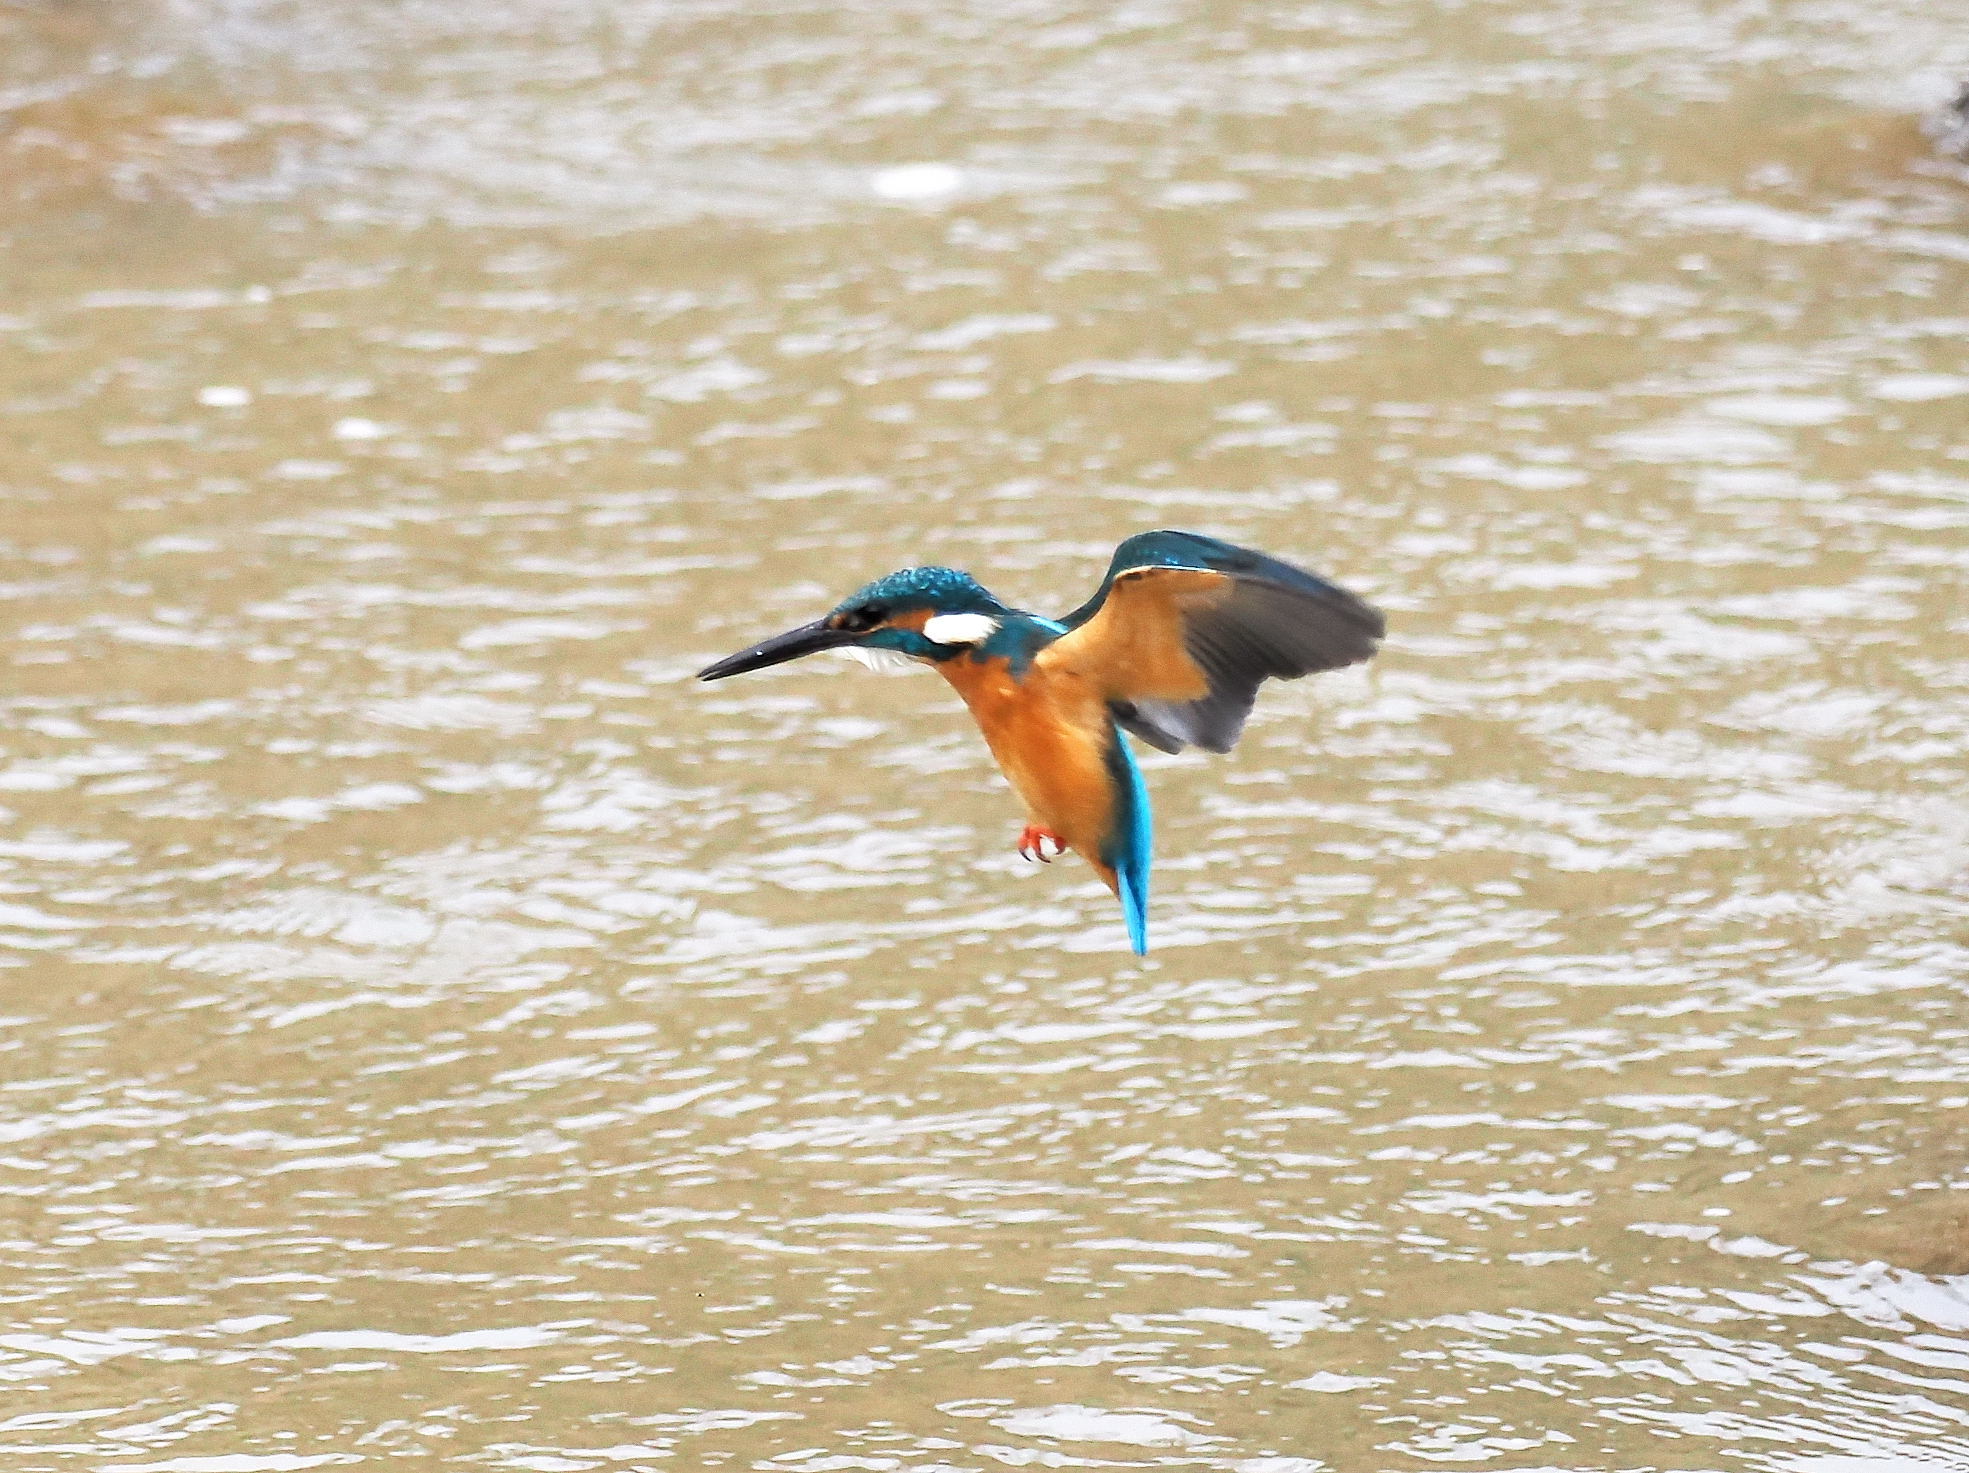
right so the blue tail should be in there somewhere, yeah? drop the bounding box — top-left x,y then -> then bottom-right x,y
1101,727 -> 1153,955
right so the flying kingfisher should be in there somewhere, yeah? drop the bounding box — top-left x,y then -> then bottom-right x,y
697,530 -> 1384,955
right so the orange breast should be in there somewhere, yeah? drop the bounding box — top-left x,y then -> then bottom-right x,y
936,653 -> 1120,889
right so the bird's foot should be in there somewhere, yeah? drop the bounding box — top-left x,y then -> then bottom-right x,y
1017,825 -> 1067,863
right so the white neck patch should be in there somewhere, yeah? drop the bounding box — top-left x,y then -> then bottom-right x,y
922,613 -> 1000,646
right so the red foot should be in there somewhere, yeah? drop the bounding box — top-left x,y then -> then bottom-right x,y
1017,825 -> 1067,863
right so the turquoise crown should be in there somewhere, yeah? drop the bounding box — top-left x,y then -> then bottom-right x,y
835,566 -> 1008,615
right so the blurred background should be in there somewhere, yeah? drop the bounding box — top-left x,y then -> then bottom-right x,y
2,0 -> 1967,1467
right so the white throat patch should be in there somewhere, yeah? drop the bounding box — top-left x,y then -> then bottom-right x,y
835,645 -> 920,673
921,613 -> 1001,646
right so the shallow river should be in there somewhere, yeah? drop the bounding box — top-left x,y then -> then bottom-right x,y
2,1 -> 1967,1468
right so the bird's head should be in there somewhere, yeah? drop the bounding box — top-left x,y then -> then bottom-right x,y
696,566 -> 1010,681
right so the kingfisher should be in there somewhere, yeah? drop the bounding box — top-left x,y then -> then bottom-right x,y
697,530 -> 1384,955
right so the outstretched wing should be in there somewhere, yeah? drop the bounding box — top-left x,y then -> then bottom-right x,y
1044,530 -> 1384,754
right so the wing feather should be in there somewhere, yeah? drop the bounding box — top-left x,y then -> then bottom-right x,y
1045,531 -> 1384,754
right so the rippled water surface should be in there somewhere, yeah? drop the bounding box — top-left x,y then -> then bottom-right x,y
3,1 -> 1968,1467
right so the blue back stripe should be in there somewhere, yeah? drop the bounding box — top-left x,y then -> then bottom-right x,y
1103,729 -> 1153,955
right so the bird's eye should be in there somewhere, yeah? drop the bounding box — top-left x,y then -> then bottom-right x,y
838,604 -> 886,633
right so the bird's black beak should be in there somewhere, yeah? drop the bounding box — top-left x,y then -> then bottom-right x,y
696,619 -> 859,681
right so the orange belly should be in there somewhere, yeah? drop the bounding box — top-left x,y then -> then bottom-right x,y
935,654 -> 1120,891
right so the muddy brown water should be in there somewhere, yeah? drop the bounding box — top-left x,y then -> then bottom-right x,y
2,1 -> 1967,1468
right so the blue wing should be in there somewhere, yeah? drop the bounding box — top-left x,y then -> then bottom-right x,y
1049,530 -> 1384,755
